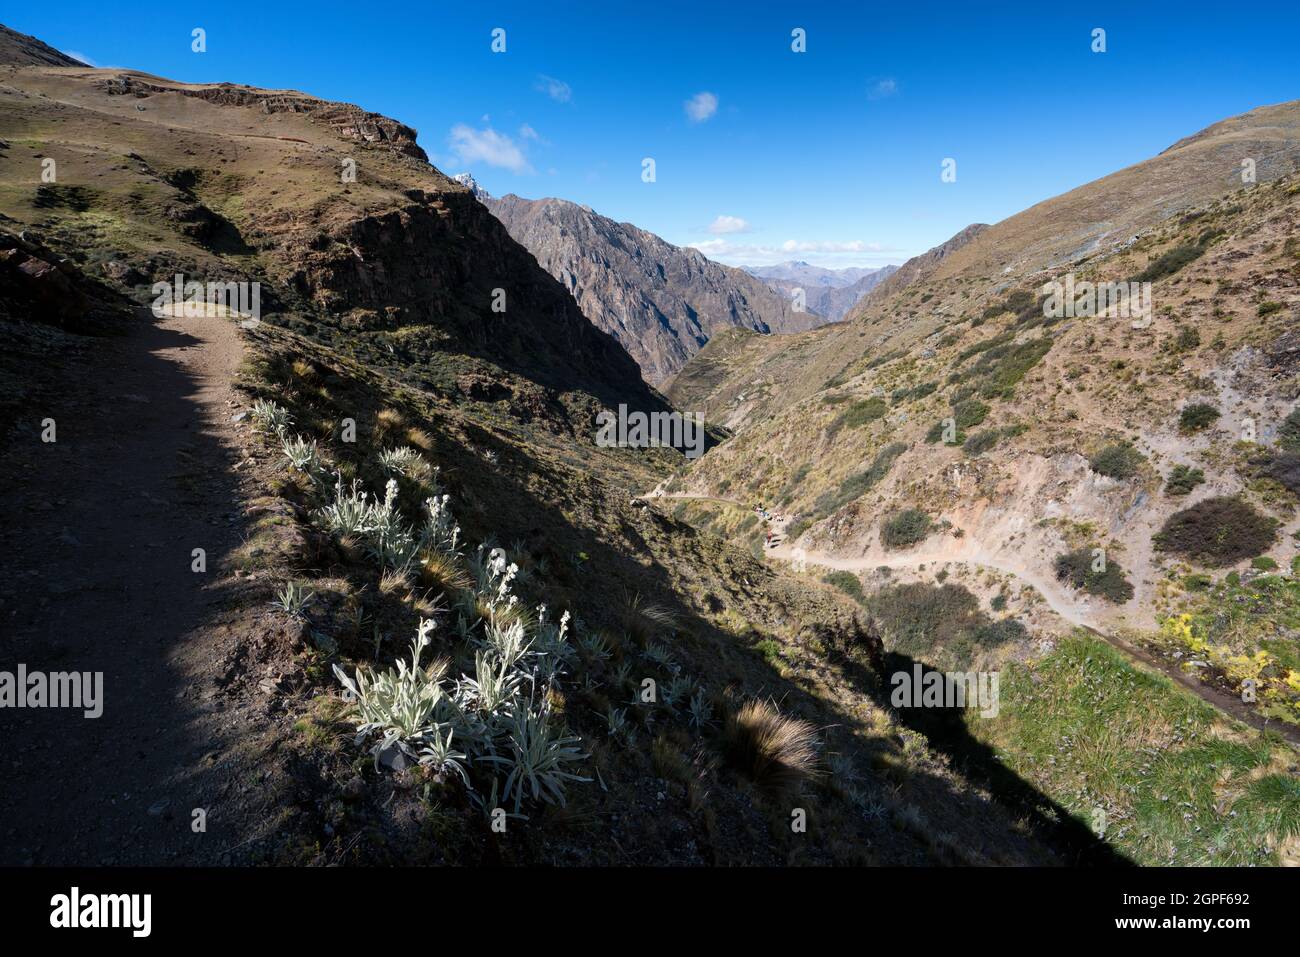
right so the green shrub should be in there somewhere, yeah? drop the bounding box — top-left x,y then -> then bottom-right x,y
1165,464 -> 1206,496
1152,496 -> 1278,567
869,582 -> 1023,668
881,508 -> 931,549
1279,408 -> 1300,453
925,419 -> 963,445
968,337 -> 1054,399
1258,301 -> 1283,317
812,442 -> 907,518
1251,556 -> 1279,572
892,381 -> 938,405
1178,403 -> 1219,434
1089,442 -> 1146,479
1053,548 -> 1135,603
1253,452 -> 1300,495
822,570 -> 866,605
1132,244 -> 1204,283
1172,326 -> 1201,352
829,397 -> 888,435
963,429 -> 1001,456
952,399 -> 990,429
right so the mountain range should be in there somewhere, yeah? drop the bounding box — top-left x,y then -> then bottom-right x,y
745,261 -> 899,322
456,174 -> 824,384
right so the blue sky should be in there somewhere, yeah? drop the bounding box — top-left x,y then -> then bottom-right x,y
9,1 -> 1298,268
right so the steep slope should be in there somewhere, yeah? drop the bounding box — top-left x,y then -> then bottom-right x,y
0,25 -> 1095,867
0,24 -> 84,66
483,191 -> 818,384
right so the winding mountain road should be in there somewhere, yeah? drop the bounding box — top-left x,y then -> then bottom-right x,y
646,490 -> 1300,745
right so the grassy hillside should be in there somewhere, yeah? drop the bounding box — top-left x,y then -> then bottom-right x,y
666,109 -> 1300,729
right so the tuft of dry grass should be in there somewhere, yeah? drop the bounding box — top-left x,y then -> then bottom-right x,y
406,427 -> 435,452
379,567 -> 414,597
418,551 -> 474,595
722,699 -> 820,797
291,359 -> 319,383
619,591 -> 678,648
375,407 -> 407,444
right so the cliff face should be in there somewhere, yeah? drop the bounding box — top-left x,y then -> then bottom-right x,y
485,193 -> 820,384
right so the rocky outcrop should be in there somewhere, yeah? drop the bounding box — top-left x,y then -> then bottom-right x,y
95,75 -> 427,160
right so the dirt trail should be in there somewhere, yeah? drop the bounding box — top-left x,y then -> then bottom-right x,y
0,307 -> 268,864
648,491 -> 1300,745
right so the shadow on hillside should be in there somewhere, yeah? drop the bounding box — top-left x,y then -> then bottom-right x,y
824,632 -> 1133,866
422,417 -> 1135,866
0,310 -> 263,865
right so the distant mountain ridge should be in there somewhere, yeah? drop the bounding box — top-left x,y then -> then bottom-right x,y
477,189 -> 822,384
747,262 -> 899,321
745,260 -> 882,287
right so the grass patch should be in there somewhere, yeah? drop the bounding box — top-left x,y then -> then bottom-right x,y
975,633 -> 1293,865
722,699 -> 820,798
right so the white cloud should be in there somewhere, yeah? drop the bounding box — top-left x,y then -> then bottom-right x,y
686,237 -> 906,269
519,123 -> 540,142
708,215 -> 751,235
61,50 -> 119,68
684,91 -> 719,123
868,78 -> 898,100
448,124 -> 533,174
534,74 -> 572,103
780,240 -> 888,253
